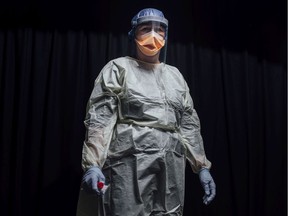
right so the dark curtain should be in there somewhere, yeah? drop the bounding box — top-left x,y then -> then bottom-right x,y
0,28 -> 286,216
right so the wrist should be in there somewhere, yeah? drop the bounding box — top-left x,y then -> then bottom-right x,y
198,167 -> 209,174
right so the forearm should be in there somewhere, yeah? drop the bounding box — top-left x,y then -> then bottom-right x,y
180,105 -> 211,173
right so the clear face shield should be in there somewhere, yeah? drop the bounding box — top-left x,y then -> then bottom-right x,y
134,22 -> 167,58
129,25 -> 168,63
128,8 -> 169,63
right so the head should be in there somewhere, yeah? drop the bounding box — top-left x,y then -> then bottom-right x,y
128,8 -> 169,63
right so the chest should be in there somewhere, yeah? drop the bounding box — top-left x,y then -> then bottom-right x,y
122,67 -> 186,111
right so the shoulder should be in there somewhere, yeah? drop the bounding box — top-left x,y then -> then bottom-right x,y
99,57 -> 129,75
97,57 -> 129,87
105,56 -> 132,67
163,63 -> 179,71
100,57 -> 137,74
162,63 -> 186,84
163,63 -> 183,77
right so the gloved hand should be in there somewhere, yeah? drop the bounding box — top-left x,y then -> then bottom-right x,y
81,166 -> 105,195
198,168 -> 216,205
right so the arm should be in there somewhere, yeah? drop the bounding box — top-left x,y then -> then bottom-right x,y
180,82 -> 211,173
180,82 -> 216,205
82,61 -> 125,170
80,61 -> 124,195
81,85 -> 118,170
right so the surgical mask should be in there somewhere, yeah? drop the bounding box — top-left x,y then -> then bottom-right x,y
135,30 -> 165,56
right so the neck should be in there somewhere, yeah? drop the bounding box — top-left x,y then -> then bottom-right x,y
136,48 -> 161,64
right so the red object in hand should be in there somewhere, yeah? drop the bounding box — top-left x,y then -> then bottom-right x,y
97,181 -> 104,189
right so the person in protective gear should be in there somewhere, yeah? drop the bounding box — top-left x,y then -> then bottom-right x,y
77,8 -> 216,216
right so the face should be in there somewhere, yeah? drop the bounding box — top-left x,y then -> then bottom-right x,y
135,22 -> 166,39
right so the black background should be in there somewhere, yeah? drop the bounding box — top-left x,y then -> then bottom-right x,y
0,0 -> 286,63
0,0 -> 286,216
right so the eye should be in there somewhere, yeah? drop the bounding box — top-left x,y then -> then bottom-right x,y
139,26 -> 151,33
156,27 -> 164,32
155,27 -> 165,37
143,27 -> 150,32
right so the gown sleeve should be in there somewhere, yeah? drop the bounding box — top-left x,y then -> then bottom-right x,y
180,81 -> 212,173
81,60 -> 125,171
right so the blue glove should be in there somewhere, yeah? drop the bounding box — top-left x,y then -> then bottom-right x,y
198,168 -> 216,205
82,166 -> 105,195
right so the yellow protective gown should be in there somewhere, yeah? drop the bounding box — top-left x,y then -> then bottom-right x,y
77,56 -> 211,216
